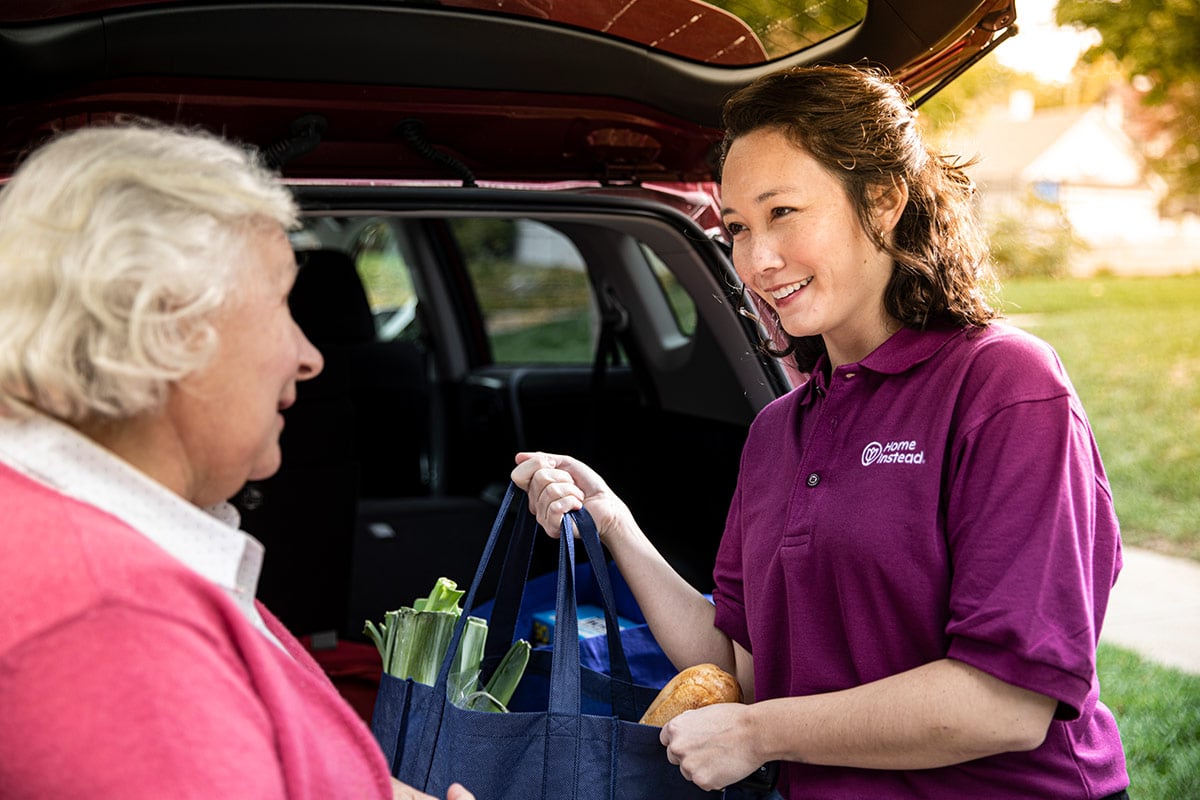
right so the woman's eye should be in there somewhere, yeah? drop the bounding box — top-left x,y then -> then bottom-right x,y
725,221 -> 746,236
770,207 -> 794,220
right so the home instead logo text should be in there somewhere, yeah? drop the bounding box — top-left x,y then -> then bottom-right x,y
861,439 -> 926,466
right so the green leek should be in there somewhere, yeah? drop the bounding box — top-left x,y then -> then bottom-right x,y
463,639 -> 531,713
452,616 -> 489,697
364,577 -> 529,712
414,577 -> 466,613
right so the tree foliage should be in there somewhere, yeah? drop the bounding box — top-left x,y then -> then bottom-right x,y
1056,0 -> 1200,200
917,58 -> 1032,139
705,0 -> 866,56
987,194 -> 1080,280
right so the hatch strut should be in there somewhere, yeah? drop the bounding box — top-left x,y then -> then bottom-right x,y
261,114 -> 327,170
397,118 -> 478,187
911,21 -> 1019,109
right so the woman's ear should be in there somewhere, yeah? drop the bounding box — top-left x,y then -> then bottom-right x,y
870,177 -> 908,236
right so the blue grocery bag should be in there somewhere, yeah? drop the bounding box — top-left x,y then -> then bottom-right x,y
471,558 -> 678,694
370,483 -> 720,800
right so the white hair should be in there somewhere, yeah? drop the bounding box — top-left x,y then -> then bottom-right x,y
0,122 -> 299,421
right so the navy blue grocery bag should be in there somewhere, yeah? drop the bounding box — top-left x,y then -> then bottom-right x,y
370,483 -> 721,800
471,558 -> 679,695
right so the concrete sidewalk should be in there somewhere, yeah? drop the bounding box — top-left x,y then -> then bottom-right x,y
1100,546 -> 1200,675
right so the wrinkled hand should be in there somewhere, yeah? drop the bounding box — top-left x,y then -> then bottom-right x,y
659,703 -> 763,792
390,778 -> 475,800
511,452 -> 629,542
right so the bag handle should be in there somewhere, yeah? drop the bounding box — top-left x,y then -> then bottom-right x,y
479,498 -> 537,663
477,485 -> 639,717
572,507 -> 638,717
548,515 -> 583,717
409,484 -> 520,789
430,484 -> 520,693
544,509 -> 628,717
423,483 -> 639,721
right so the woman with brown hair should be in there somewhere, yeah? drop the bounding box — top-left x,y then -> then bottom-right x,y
513,65 -> 1129,799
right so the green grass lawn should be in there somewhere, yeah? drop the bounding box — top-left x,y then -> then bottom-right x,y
1000,273 -> 1200,561
1004,274 -> 1200,796
1099,643 -> 1200,798
490,314 -> 594,363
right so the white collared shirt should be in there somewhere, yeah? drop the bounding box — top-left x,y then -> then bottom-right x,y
0,412 -> 284,649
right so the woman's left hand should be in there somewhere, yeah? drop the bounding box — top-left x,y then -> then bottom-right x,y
659,703 -> 764,792
391,778 -> 475,800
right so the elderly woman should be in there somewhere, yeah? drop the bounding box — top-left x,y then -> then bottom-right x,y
0,124 -> 472,800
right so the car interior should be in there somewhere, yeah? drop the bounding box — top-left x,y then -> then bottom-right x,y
234,187 -> 790,643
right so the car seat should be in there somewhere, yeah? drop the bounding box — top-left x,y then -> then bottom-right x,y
235,247 -> 373,637
237,247 -> 509,644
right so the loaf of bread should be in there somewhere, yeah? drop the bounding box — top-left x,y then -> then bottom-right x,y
638,663 -> 743,726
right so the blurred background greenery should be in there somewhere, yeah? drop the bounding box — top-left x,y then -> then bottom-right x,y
919,0 -> 1200,564
999,274 -> 1200,561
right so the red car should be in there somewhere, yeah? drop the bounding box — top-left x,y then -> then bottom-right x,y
0,0 -> 1018,643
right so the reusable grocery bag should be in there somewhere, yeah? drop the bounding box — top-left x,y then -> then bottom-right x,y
470,558 -> 679,692
370,483 -> 721,800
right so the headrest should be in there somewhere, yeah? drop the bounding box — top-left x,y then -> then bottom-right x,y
290,249 -> 376,346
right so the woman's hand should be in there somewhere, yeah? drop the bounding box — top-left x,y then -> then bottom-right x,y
390,778 -> 475,800
511,452 -> 630,544
513,451 -> 736,675
659,703 -> 764,792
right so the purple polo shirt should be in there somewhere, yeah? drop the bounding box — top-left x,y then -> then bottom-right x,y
713,323 -> 1127,799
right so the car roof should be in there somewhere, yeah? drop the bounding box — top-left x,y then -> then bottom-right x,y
0,0 -> 1017,182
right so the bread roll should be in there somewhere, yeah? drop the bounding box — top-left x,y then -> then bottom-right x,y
638,663 -> 743,726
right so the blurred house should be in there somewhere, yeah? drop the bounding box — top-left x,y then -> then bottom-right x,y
951,90 -> 1200,276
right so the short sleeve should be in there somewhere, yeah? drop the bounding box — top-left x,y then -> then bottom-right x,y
944,382 -> 1119,719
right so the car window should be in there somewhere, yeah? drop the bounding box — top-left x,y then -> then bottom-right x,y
435,0 -> 868,66
701,0 -> 869,61
451,218 -> 597,364
350,220 -> 422,342
642,242 -> 698,336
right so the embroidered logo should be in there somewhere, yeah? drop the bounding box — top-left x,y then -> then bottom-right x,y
861,439 -> 926,466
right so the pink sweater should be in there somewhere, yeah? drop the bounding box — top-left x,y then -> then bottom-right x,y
0,463 -> 393,799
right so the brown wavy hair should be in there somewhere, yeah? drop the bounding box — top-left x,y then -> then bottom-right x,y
720,64 -> 999,371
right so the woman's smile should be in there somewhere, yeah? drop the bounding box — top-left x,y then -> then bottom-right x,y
768,276 -> 813,302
